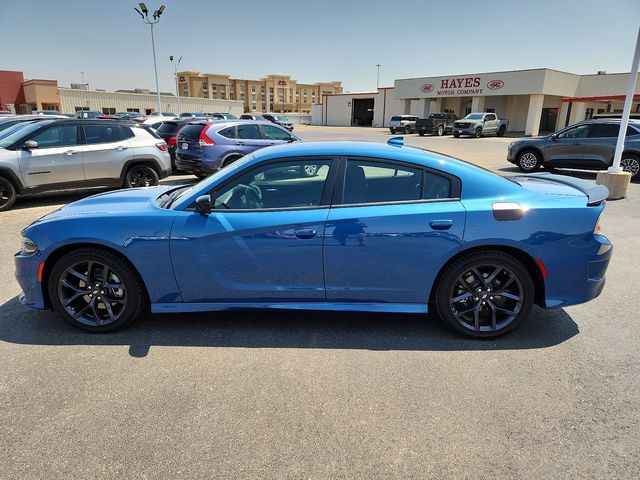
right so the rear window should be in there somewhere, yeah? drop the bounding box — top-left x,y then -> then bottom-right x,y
428,114 -> 446,119
391,116 -> 402,121
157,123 -> 180,135
177,124 -> 205,139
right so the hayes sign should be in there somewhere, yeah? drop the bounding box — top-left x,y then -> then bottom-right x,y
419,77 -> 505,96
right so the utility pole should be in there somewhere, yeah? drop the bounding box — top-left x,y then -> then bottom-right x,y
134,3 -> 166,114
170,55 -> 182,114
376,64 -> 381,89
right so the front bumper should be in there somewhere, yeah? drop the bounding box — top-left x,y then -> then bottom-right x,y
15,251 -> 46,310
452,125 -> 478,135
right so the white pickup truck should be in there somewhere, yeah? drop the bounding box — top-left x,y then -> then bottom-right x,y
453,113 -> 509,138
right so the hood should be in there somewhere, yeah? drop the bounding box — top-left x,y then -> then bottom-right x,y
511,173 -> 608,205
35,186 -> 173,223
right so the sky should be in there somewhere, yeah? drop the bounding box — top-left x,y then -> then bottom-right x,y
1,0 -> 639,93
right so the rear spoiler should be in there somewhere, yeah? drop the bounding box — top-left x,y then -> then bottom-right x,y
520,172 -> 609,205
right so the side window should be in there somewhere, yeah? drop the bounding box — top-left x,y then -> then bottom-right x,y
236,123 -> 261,139
486,114 -> 497,121
261,124 -> 293,141
587,123 -> 619,138
213,159 -> 332,210
557,124 -> 590,139
120,126 -> 134,140
342,159 -> 422,205
83,125 -> 121,144
627,126 -> 640,136
30,125 -> 77,148
218,126 -> 235,139
423,172 -> 452,200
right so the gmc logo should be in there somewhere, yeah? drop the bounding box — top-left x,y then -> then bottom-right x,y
420,84 -> 434,93
487,80 -> 504,90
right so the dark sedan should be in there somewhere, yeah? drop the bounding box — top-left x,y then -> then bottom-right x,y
507,119 -> 640,179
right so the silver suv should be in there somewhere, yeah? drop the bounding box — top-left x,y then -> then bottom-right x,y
0,119 -> 171,211
389,115 -> 418,134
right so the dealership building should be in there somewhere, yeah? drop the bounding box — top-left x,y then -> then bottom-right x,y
314,68 -> 640,135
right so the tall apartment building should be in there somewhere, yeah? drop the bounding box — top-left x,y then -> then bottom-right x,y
177,72 -> 342,114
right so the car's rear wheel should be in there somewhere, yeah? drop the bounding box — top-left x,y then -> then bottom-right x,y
124,165 -> 159,188
222,155 -> 243,168
620,154 -> 640,180
48,248 -> 147,332
474,127 -> 483,138
434,251 -> 534,338
516,150 -> 542,172
419,133 -> 425,137
453,133 -> 460,138
390,128 -> 396,134
404,125 -> 411,134
0,177 -> 17,212
497,126 -> 506,137
437,125 -> 444,136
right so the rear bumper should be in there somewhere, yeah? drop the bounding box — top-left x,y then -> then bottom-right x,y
175,154 -> 217,175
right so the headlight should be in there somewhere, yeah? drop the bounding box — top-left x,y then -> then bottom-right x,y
21,236 -> 38,255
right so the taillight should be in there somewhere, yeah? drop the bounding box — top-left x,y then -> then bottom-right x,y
594,211 -> 604,235
156,142 -> 168,152
432,120 -> 437,126
167,136 -> 176,148
198,124 -> 215,146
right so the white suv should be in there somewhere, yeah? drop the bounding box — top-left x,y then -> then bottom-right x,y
0,119 -> 171,211
389,115 -> 418,134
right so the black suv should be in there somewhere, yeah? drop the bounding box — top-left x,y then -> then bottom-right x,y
507,119 -> 640,180
415,113 -> 458,136
156,117 -> 210,168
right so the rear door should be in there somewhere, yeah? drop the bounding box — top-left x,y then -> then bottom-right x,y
324,157 -> 465,304
18,124 -> 84,188
80,124 -> 134,181
581,123 -> 621,168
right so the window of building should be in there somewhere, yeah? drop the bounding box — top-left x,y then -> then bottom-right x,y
220,85 -> 226,92
230,93 -> 235,100
240,94 -> 245,101
212,159 -> 331,210
260,88 -> 265,95
269,87 -> 274,94
211,84 -> 217,91
251,86 -> 256,93
261,103 -> 266,111
252,94 -> 256,101
126,108 -> 140,112
74,106 -> 89,112
240,85 -> 245,93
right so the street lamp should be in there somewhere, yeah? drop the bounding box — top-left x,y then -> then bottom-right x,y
170,55 -> 182,114
134,3 -> 166,115
376,64 -> 381,89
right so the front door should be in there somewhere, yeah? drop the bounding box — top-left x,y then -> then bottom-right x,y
545,123 -> 588,167
18,124 -> 84,188
233,123 -> 266,154
324,158 -> 465,304
170,157 -> 336,303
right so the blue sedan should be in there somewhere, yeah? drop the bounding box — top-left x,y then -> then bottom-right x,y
15,138 -> 613,338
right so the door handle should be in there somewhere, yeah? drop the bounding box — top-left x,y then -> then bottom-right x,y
429,219 -> 453,230
63,150 -> 78,156
236,141 -> 245,146
294,228 -> 317,239
115,146 -> 128,151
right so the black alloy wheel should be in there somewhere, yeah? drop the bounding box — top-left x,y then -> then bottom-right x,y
125,165 -> 159,188
0,177 -> 17,212
49,248 -> 147,332
435,251 -> 534,338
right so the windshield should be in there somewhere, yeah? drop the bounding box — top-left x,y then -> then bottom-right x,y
464,114 -> 484,120
273,116 -> 289,121
0,121 -> 36,140
0,121 -> 52,148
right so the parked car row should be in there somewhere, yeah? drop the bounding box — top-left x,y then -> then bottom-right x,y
390,112 -> 508,138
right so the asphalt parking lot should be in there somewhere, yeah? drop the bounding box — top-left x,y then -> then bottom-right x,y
1,126 -> 639,479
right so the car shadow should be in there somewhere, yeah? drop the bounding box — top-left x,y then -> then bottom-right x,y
0,297 -> 579,357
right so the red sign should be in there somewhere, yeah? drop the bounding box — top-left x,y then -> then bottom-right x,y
440,77 -> 481,89
420,83 -> 434,93
487,80 -> 504,90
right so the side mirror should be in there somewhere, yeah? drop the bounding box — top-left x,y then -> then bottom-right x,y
195,194 -> 212,215
483,118 -> 488,123
551,134 -> 559,141
23,140 -> 38,150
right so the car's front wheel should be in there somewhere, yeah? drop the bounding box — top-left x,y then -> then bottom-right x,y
620,154 -> 640,180
516,150 -> 542,172
474,127 -> 483,138
390,128 -> 396,134
48,248 -> 148,332
434,251 -> 534,338
0,176 -> 17,212
404,125 -> 411,134
437,125 -> 444,136
124,165 -> 159,188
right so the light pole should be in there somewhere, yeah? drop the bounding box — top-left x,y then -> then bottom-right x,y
170,55 -> 182,114
376,64 -> 381,89
134,3 -> 165,115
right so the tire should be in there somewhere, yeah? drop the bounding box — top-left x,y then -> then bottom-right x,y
404,125 -> 411,134
620,154 -> 640,180
434,250 -> 535,338
390,128 -> 396,134
222,155 -> 242,168
474,127 -> 483,138
195,173 -> 209,179
497,126 -> 506,137
0,176 -> 17,212
419,133 -> 425,137
516,150 -> 542,172
437,125 -> 444,136
453,133 -> 460,138
48,248 -> 148,332
302,164 -> 318,177
124,164 -> 159,188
